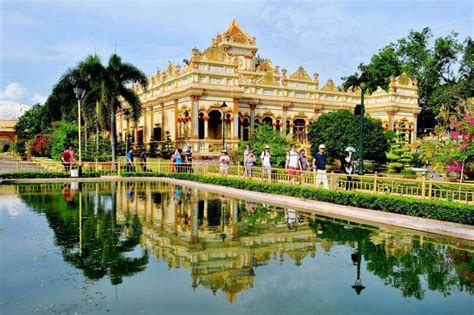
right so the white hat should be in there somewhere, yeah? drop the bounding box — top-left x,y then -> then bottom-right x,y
319,144 -> 326,149
264,145 -> 270,149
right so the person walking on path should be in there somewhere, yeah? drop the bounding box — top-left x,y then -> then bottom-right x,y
140,147 -> 147,172
299,149 -> 309,185
175,148 -> 183,172
126,148 -> 135,172
342,147 -> 356,190
261,145 -> 272,181
243,145 -> 251,178
61,145 -> 76,172
312,144 -> 329,189
245,150 -> 256,179
219,149 -> 230,176
185,145 -> 193,173
285,144 -> 301,185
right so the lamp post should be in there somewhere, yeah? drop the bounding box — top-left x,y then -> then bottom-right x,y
74,85 -> 86,175
358,82 -> 366,175
220,101 -> 228,149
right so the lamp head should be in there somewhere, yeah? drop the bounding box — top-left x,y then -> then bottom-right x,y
73,85 -> 86,100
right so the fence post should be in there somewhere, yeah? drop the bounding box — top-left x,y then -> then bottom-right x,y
428,175 -> 433,199
158,159 -> 161,173
16,161 -> 20,172
238,164 -> 241,177
421,172 -> 426,198
373,171 -> 378,192
313,170 -> 317,186
95,159 -> 98,172
117,160 -> 121,176
331,171 -> 336,189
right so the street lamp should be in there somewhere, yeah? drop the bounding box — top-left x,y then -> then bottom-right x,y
358,81 -> 366,176
351,240 -> 365,295
220,101 -> 228,149
74,85 -> 86,176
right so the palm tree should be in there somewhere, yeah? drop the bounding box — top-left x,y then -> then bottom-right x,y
45,54 -> 147,167
99,54 -> 147,168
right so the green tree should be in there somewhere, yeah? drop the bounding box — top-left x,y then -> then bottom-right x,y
50,120 -> 78,160
239,124 -> 295,167
307,110 -> 389,164
14,104 -> 49,141
161,131 -> 174,159
342,28 -> 469,130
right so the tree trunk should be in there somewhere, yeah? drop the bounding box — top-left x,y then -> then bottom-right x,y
110,107 -> 116,171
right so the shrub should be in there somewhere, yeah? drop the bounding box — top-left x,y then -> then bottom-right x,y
29,134 -> 52,157
121,172 -> 474,225
388,162 -> 404,173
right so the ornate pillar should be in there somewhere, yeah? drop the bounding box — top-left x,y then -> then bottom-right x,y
233,98 -> 239,140
388,111 -> 396,131
150,105 -> 155,141
174,99 -> 179,141
143,107 -> 147,144
204,116 -> 209,139
250,104 -> 256,132
191,95 -> 200,140
161,103 -> 165,141
282,106 -> 288,134
412,113 -> 418,142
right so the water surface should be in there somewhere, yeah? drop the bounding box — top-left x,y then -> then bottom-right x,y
0,182 -> 473,314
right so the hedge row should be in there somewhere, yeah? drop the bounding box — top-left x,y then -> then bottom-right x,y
122,171 -> 474,225
0,171 -> 101,179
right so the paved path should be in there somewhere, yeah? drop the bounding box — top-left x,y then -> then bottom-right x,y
3,176 -> 473,242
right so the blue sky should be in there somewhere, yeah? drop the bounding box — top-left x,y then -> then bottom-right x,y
0,0 -> 472,106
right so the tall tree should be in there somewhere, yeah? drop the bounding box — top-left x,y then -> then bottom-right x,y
342,28 -> 468,131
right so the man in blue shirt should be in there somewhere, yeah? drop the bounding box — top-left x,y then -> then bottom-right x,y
312,144 -> 329,189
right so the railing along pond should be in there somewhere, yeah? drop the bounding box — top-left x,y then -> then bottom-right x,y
0,159 -> 473,204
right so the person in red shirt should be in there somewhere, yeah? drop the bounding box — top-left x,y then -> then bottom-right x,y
61,145 -> 76,171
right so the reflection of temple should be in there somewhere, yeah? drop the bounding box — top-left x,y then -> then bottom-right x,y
117,20 -> 421,155
115,181 -> 316,302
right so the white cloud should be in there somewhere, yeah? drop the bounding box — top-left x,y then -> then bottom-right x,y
0,82 -> 28,102
0,82 -> 46,105
30,93 -> 47,105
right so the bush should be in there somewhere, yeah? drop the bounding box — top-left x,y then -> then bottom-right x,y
388,162 -> 404,173
29,134 -> 52,157
51,121 -> 78,160
121,172 -> 474,225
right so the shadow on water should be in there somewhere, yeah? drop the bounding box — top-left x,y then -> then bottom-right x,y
14,181 -> 474,303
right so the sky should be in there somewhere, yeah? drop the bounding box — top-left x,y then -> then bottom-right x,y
0,0 -> 472,106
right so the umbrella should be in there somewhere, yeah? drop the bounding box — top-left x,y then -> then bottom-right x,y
345,146 -> 356,153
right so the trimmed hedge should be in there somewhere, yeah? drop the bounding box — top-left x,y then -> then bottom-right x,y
0,171 -> 101,179
122,171 -> 474,225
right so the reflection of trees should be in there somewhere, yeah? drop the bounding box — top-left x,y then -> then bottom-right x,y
19,185 -> 149,285
310,218 -> 474,299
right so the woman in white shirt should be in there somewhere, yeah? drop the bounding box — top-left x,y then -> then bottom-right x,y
261,145 -> 272,181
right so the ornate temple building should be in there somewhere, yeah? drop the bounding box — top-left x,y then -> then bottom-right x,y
117,20 -> 421,155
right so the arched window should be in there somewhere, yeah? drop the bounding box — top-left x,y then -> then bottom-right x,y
262,116 -> 273,126
293,119 -> 306,143
198,113 -> 205,139
242,118 -> 250,141
207,110 -> 222,140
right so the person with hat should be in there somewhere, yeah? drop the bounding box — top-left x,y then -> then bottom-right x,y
260,144 -> 272,181
312,144 -> 329,189
219,149 -> 230,176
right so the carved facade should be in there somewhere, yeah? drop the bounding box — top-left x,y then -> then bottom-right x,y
117,20 -> 421,154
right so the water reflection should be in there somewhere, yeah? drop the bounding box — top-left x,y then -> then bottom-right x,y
15,182 -> 474,304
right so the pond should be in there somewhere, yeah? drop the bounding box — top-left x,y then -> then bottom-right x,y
0,181 -> 473,314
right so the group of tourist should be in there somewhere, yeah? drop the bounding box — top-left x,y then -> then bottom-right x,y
125,147 -> 148,172
170,146 -> 193,173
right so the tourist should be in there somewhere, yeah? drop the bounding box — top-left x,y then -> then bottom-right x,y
61,145 -> 75,172
312,144 -> 329,189
245,150 -> 256,178
243,144 -> 250,165
260,145 -> 272,181
342,147 -> 356,190
126,148 -> 135,172
285,144 -> 301,184
140,147 -> 147,172
175,148 -> 183,172
184,145 -> 193,173
299,149 -> 309,185
170,151 -> 176,172
219,149 -> 230,176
